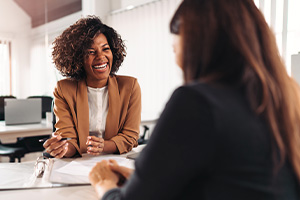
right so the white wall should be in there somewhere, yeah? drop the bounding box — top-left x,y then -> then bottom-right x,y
111,0 -> 158,11
0,0 -> 31,98
107,0 -> 183,120
29,11 -> 82,97
291,53 -> 300,85
82,0 -> 110,21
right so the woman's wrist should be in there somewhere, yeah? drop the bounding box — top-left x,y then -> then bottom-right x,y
94,180 -> 118,199
103,140 -> 117,154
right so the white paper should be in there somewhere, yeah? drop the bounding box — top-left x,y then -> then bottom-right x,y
54,156 -> 133,177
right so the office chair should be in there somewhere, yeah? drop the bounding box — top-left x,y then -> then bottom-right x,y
0,142 -> 25,162
52,100 -> 56,132
0,95 -> 16,120
138,125 -> 150,145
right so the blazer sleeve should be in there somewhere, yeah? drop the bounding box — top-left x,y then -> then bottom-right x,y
53,81 -> 81,155
110,79 -> 142,154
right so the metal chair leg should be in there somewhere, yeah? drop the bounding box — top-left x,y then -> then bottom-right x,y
9,156 -> 15,163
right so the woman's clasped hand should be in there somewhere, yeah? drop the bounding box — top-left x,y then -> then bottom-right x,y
89,159 -> 133,196
86,136 -> 105,155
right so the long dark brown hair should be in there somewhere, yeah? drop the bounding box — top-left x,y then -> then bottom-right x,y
171,0 -> 300,181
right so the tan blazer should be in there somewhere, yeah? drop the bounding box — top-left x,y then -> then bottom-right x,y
53,75 -> 141,155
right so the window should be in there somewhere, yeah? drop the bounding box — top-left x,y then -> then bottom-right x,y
0,38 -> 12,96
254,0 -> 300,75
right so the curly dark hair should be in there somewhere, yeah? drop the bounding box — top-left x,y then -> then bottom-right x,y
52,15 -> 126,80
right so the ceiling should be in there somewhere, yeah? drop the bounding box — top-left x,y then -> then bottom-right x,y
13,0 -> 82,28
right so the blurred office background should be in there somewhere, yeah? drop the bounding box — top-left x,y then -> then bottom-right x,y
0,0 -> 300,120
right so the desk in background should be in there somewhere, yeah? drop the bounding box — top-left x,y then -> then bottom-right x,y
0,119 -> 52,144
0,115 -> 157,144
0,111 -> 158,144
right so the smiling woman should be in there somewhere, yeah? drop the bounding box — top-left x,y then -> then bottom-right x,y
43,16 -> 141,158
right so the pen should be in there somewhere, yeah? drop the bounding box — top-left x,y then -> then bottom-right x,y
38,137 -> 71,143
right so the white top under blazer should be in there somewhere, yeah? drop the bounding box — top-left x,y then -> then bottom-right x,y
87,86 -> 109,138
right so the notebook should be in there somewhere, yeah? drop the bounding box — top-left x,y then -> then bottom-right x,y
4,98 -> 42,125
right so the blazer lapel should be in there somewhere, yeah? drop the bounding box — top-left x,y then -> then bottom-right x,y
105,75 -> 121,139
76,79 -> 89,152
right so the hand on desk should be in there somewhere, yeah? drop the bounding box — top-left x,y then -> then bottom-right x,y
43,135 -> 69,158
86,136 -> 104,155
109,159 -> 133,181
89,159 -> 134,198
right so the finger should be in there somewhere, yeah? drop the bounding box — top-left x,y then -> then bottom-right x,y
55,144 -> 68,158
86,137 -> 92,145
43,135 -> 62,148
52,144 -> 67,158
45,140 -> 67,153
50,143 -> 67,157
87,145 -> 103,153
90,161 -> 109,178
109,160 -> 124,175
87,152 -> 101,156
86,136 -> 103,146
87,136 -> 102,142
100,160 -> 109,165
89,172 -> 99,186
87,146 -> 103,155
45,139 -> 67,152
89,163 -> 103,185
109,159 -> 119,168
86,140 -> 104,148
109,160 -> 133,179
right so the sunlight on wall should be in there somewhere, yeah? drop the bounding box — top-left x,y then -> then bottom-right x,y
107,0 -> 183,119
254,0 -> 300,75
0,40 -> 10,96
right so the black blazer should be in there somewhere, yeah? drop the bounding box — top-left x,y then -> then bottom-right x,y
103,82 -> 300,200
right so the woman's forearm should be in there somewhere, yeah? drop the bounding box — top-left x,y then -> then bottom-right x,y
103,140 -> 118,154
94,181 -> 118,199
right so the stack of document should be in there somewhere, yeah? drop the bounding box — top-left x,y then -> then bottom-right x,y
48,154 -> 135,184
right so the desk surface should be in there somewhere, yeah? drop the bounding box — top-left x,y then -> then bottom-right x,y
0,119 -> 52,143
0,160 -> 98,200
0,145 -> 146,200
0,185 -> 98,200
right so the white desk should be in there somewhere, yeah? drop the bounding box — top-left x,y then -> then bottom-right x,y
0,145 -> 146,200
0,186 -> 98,200
0,160 -> 98,200
0,120 -> 52,143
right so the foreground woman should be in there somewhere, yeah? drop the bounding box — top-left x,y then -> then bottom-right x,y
89,0 -> 300,199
